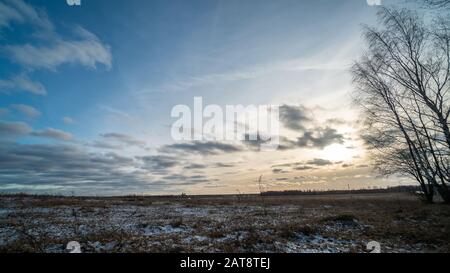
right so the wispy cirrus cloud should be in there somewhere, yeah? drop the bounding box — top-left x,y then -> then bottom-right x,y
137,55 -> 351,94
0,0 -> 112,97
4,26 -> 112,71
0,74 -> 47,95
0,0 -> 53,31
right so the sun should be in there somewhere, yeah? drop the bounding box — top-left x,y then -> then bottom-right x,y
320,144 -> 359,162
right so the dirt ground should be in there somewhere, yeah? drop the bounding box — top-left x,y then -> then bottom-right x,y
0,192 -> 449,253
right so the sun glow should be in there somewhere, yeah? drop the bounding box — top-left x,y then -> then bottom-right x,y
320,144 -> 359,162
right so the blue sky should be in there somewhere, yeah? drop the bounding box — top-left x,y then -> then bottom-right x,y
0,0 -> 417,195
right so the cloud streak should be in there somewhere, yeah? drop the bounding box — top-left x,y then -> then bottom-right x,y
100,133 -> 146,148
31,128 -> 73,141
11,104 -> 41,118
4,26 -> 112,70
0,121 -> 31,136
160,141 -> 243,155
0,74 -> 47,95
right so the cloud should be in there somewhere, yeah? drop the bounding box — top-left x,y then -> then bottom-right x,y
138,155 -> 180,173
0,74 -> 47,95
295,127 -> 344,148
160,141 -> 243,155
272,104 -> 347,150
11,104 -> 41,118
89,140 -> 123,150
279,104 -> 312,131
138,55 -> 348,94
305,158 -> 333,166
0,0 -> 53,31
0,139 -> 215,195
184,163 -> 207,170
0,121 -> 31,136
159,174 -> 209,185
31,128 -> 73,141
4,26 -> 112,70
273,127 -> 345,151
0,1 -> 22,28
100,133 -> 146,147
326,118 -> 347,126
0,142 -> 152,194
272,168 -> 289,174
0,108 -> 9,116
214,162 -> 236,168
241,125 -> 344,152
272,158 -> 338,173
62,117 -> 74,124
293,165 -> 316,170
241,133 -> 274,151
0,0 -> 112,95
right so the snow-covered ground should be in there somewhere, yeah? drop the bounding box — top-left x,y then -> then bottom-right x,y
0,194 -> 447,253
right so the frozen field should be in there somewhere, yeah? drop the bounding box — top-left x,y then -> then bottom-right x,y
0,193 -> 449,253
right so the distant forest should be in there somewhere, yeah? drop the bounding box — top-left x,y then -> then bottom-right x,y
261,185 -> 420,196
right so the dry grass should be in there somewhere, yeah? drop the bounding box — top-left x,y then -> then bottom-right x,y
0,192 -> 449,253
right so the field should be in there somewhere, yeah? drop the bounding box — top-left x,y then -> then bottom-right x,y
0,192 -> 449,253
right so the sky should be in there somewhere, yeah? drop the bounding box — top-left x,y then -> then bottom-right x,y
0,0 -> 419,196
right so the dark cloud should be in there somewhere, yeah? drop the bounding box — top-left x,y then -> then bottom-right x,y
160,141 -> 242,155
272,158 -> 338,173
296,127 -> 344,148
265,128 -> 345,152
272,168 -> 289,174
326,118 -> 347,126
306,158 -> 333,166
138,155 -> 180,173
0,142 -> 215,195
160,174 -> 209,185
214,162 -> 236,168
0,143 -> 132,173
277,104 -> 347,151
274,177 -> 289,181
293,165 -> 316,170
279,104 -> 312,131
0,142 -> 151,194
242,133 -> 273,151
163,174 -> 188,180
184,163 -> 207,170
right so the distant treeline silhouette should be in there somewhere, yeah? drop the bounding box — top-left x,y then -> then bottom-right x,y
261,185 -> 420,196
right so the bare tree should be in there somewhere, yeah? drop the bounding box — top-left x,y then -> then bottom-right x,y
423,0 -> 450,8
352,7 -> 450,203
